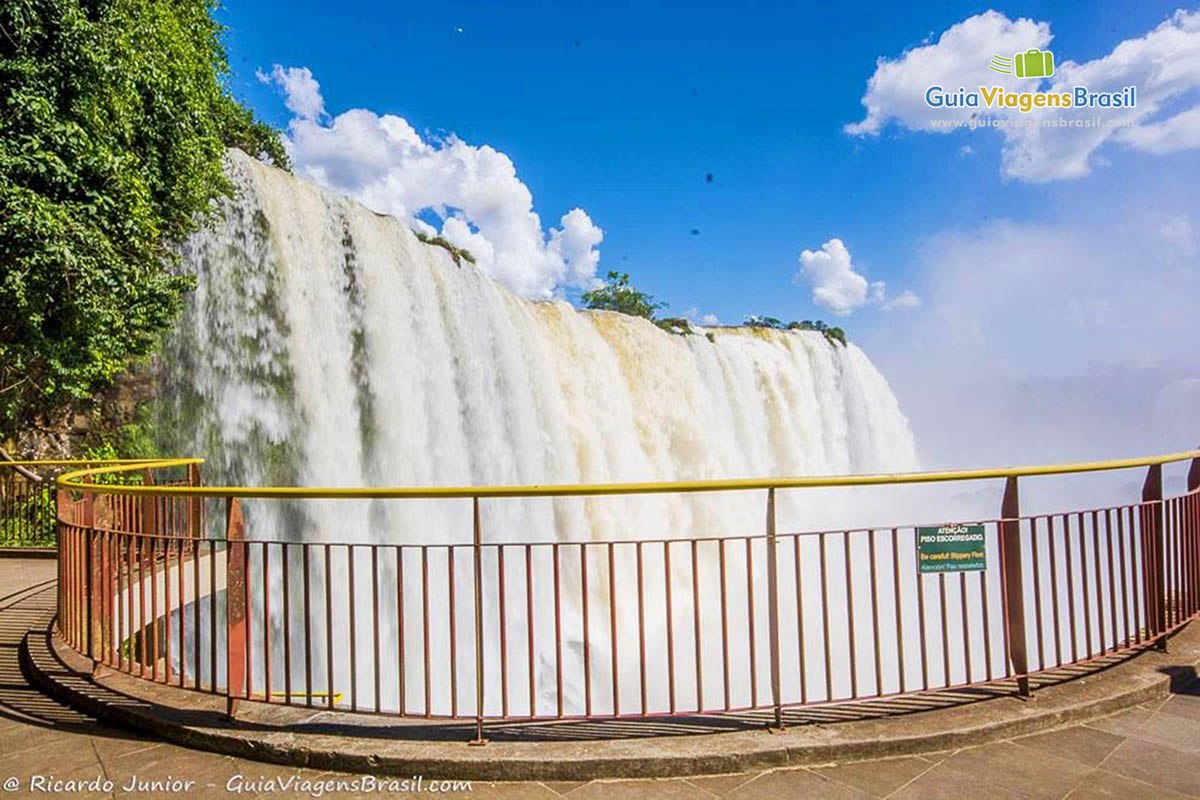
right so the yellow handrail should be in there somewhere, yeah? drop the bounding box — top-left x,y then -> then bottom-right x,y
47,449 -> 1200,500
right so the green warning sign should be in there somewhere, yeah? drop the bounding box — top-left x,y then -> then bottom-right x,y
916,524 -> 986,573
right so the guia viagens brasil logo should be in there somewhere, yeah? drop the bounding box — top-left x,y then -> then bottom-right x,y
925,49 -> 1136,112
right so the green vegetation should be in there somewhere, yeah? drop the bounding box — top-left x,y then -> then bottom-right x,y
0,485 -> 55,547
581,271 -> 696,335
413,230 -> 476,267
745,315 -> 847,347
0,0 -> 288,439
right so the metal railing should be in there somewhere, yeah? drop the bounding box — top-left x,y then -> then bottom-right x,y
1,460 -> 153,548
45,450 -> 1200,743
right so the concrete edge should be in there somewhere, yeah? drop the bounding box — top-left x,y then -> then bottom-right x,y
22,620 -> 1200,781
0,547 -> 57,559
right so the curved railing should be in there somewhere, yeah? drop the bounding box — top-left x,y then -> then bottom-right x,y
37,450 -> 1200,743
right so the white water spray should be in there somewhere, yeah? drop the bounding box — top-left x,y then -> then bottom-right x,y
162,149 -> 920,716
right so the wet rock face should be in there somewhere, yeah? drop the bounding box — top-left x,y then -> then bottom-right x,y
4,363 -> 160,460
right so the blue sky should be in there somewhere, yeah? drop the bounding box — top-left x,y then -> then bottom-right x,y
218,1 -> 1200,465
221,0 -> 1188,321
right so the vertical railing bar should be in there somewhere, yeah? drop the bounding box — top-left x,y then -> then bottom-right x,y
449,545 -> 458,718
959,570 -> 972,683
422,547 -> 431,717
349,545 -> 358,712
1092,510 -> 1106,653
637,541 -> 647,715
372,546 -> 380,714
868,529 -> 882,697
498,544 -> 508,720
665,541 -> 676,714
1105,509 -> 1118,653
263,543 -> 271,702
819,532 -> 833,698
325,543 -> 334,711
915,532 -> 929,690
765,488 -> 782,727
552,542 -> 562,718
746,536 -> 758,708
891,528 -> 905,694
164,534 -> 172,685
582,543 -> 593,717
1064,515 -> 1079,663
938,573 -> 949,687
397,546 -> 406,716
1116,508 -> 1130,648
525,544 -> 534,718
303,545 -> 312,705
1078,512 -> 1093,658
209,539 -> 217,694
719,539 -> 730,711
796,534 -> 809,704
610,541 -> 620,716
691,538 -> 703,712
283,543 -> 291,703
1030,517 -> 1044,671
1046,516 -> 1062,666
980,566 -> 993,681
471,498 -> 486,743
844,531 -> 858,698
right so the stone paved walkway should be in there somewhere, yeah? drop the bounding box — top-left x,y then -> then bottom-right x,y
1,558 -> 1197,799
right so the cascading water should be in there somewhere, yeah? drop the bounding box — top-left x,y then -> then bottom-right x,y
159,149 -> 920,716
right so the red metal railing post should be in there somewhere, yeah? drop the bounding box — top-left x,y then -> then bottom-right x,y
470,497 -> 487,745
1141,464 -> 1166,650
765,488 -> 783,729
1000,476 -> 1031,696
82,479 -> 102,663
225,497 -> 247,718
187,463 -> 203,545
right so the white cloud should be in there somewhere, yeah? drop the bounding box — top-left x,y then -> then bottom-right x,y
258,65 -> 603,299
257,65 -> 325,120
795,238 -> 918,316
844,11 -> 1049,136
864,206 -> 1200,469
883,289 -> 921,310
846,10 -> 1200,182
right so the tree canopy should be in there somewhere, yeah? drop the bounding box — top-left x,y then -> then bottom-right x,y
0,0 -> 288,435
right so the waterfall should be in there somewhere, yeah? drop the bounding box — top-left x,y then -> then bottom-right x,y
160,148 -> 919,716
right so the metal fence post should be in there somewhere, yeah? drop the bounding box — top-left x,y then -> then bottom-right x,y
1000,476 -> 1031,696
81,480 -> 101,663
765,487 -> 783,729
1188,455 -> 1199,623
470,496 -> 487,745
225,497 -> 247,718
187,463 -> 203,546
1141,464 -> 1166,650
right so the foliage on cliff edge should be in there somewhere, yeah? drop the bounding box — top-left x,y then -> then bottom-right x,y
0,0 -> 287,440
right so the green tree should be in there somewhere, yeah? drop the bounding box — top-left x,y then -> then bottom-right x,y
581,271 -> 666,320
0,0 -> 288,436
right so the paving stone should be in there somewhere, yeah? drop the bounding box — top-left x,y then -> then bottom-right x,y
1065,768 -> 1191,800
887,763 -> 1029,800
939,741 -> 1094,800
1156,693 -> 1200,723
1098,737 -> 1200,797
543,779 -> 590,795
683,772 -> 760,796
727,768 -> 875,800
1081,706 -> 1153,737
810,756 -> 935,797
1013,725 -> 1126,767
1126,710 -> 1200,754
565,778 -> 715,799
470,781 -> 566,798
